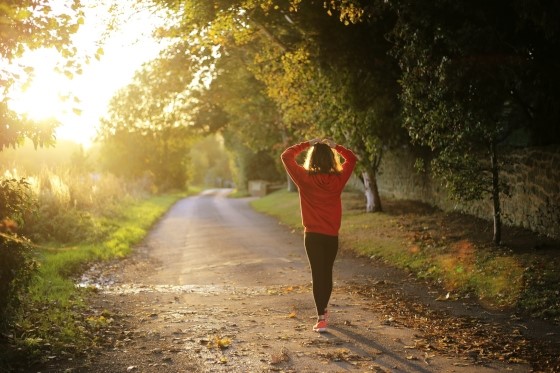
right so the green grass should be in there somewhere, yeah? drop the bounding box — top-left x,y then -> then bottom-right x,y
251,188 -> 302,228
4,191 -> 193,366
227,189 -> 251,198
251,189 -> 560,320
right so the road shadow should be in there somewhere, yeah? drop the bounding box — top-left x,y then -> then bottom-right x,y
326,324 -> 435,373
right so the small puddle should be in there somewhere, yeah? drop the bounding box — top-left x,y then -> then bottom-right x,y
76,265 -> 305,296
77,278 -> 268,296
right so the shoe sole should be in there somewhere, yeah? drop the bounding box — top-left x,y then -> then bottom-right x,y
313,327 -> 327,333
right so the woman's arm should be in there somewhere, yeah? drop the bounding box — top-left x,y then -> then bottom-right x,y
334,144 -> 357,183
280,140 -> 313,186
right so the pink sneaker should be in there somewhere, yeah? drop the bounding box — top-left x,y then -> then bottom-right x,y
313,319 -> 328,333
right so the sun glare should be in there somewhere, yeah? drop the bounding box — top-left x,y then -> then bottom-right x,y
6,0 -> 168,148
8,49 -> 71,121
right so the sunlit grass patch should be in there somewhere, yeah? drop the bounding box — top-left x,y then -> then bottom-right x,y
228,189 -> 251,198
470,254 -> 524,307
250,188 -> 302,229
428,244 -> 524,307
517,256 -> 560,320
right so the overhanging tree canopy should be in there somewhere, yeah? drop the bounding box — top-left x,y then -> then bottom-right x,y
152,0 -> 405,210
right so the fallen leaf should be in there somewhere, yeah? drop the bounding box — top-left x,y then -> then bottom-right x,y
211,336 -> 231,350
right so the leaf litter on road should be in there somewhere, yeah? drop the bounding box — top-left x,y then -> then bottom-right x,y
346,280 -> 560,371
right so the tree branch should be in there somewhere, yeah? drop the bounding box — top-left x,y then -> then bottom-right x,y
249,18 -> 291,53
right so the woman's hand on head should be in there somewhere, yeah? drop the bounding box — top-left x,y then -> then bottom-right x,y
322,138 -> 337,148
309,138 -> 322,146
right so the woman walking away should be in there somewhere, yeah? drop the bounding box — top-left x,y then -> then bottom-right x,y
281,138 -> 357,333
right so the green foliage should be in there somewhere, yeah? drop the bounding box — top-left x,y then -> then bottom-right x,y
0,152 -> 155,245
0,0 -> 84,62
189,135 -> 233,187
98,49 -> 197,191
15,168 -> 136,244
0,236 -> 37,331
0,159 -> 161,344
180,44 -> 288,188
0,161 -> 158,353
28,206 -> 98,244
139,0 -> 559,226
0,176 -> 38,331
222,133 -> 284,191
430,149 -> 491,202
249,0 -> 404,157
99,128 -> 191,191
391,0 -> 560,187
0,110 -> 59,152
388,0 -> 560,243
389,0 -> 538,241
209,51 -> 284,151
0,177 -> 35,225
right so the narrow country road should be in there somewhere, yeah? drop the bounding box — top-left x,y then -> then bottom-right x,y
65,189 -> 533,373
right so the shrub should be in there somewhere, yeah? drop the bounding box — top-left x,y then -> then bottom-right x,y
0,236 -> 37,330
0,177 -> 38,331
19,169 -> 144,244
0,178 -> 35,227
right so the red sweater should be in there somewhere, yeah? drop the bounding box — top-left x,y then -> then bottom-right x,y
281,141 -> 357,236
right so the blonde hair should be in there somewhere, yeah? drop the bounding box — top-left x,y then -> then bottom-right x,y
303,143 -> 342,174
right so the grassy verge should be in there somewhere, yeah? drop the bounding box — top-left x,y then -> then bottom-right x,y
251,189 -> 560,322
2,190 -> 196,367
228,189 -> 251,198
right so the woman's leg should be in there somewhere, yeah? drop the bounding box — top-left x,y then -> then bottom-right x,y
304,232 -> 339,316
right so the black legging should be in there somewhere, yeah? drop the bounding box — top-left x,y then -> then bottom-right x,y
304,232 -> 339,316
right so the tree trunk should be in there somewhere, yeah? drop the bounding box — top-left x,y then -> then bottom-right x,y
490,140 -> 502,245
362,168 -> 382,213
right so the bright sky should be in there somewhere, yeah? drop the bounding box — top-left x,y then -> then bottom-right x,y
7,0 -> 169,148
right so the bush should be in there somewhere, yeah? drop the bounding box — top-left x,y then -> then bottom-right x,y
25,205 -> 99,243
0,177 -> 38,331
18,169 -> 144,244
0,236 -> 37,331
0,178 -> 35,227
